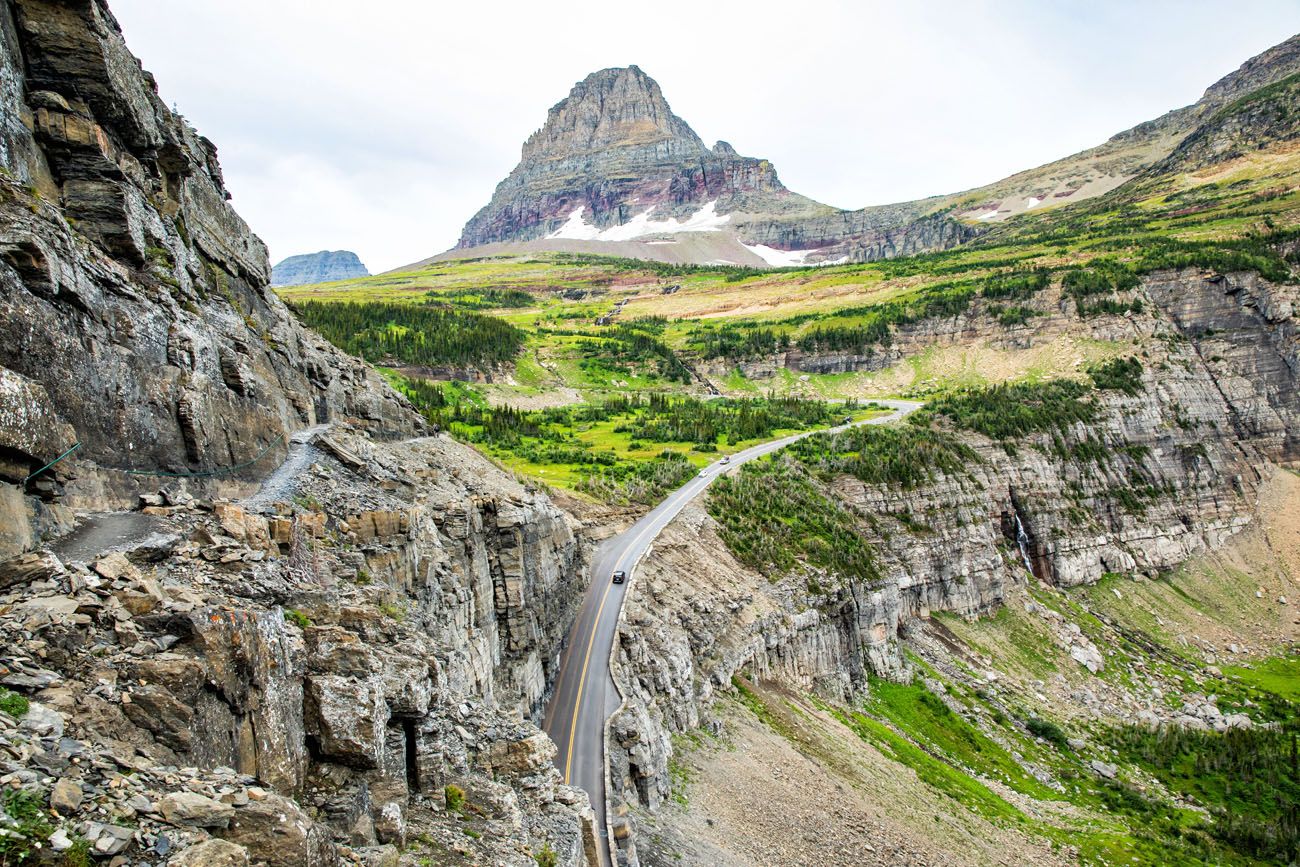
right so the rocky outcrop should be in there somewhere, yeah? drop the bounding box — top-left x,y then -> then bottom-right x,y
1154,66 -> 1300,170
450,65 -> 972,265
0,428 -> 596,864
457,66 -> 810,248
272,250 -> 369,287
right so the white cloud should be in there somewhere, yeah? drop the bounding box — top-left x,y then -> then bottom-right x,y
108,0 -> 1300,273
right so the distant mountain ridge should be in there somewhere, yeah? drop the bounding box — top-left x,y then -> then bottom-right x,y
419,35 -> 1300,270
272,250 -> 368,287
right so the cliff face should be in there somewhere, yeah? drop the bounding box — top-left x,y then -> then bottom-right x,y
1,431 -> 597,865
272,250 -> 370,287
0,3 -> 598,863
608,267 -> 1298,828
0,0 -> 421,545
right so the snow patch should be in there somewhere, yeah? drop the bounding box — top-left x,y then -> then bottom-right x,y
547,201 -> 731,241
743,243 -> 848,268
1025,197 -> 1042,209
743,243 -> 813,267
547,207 -> 602,240
976,209 -> 1001,221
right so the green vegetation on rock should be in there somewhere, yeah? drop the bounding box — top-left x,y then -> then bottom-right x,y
787,423 -> 979,489
920,380 -> 1098,441
707,455 -> 881,584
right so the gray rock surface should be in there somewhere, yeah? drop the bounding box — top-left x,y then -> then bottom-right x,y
272,250 -> 369,287
0,0 -> 423,545
0,3 -> 598,864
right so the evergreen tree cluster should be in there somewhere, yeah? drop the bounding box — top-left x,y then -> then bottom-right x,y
292,300 -> 524,368
707,455 -> 881,584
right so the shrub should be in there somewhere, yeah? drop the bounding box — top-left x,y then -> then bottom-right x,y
444,783 -> 466,814
1025,717 -> 1070,750
707,456 -> 880,584
789,422 -> 979,489
283,608 -> 311,630
0,688 -> 29,718
922,380 -> 1097,441
1088,356 -> 1144,395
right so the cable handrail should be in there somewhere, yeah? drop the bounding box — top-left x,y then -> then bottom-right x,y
22,441 -> 81,485
22,434 -> 286,483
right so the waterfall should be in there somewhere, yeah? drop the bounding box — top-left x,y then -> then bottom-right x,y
1014,512 -> 1035,577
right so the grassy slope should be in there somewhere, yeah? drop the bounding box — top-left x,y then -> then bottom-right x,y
671,502 -> 1300,865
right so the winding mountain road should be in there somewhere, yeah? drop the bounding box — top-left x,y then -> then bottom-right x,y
541,399 -> 923,865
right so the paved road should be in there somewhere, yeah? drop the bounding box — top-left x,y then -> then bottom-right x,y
540,400 -> 923,865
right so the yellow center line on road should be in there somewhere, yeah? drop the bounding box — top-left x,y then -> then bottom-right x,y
560,493 -> 695,783
556,406 -> 915,786
563,577 -> 614,784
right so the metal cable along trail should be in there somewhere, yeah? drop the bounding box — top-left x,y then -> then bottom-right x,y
23,434 -> 286,483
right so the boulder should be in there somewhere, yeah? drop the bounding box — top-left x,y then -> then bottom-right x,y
158,791 -> 236,828
373,800 -> 406,847
49,777 -> 82,815
305,674 -> 388,768
220,794 -> 337,866
1089,760 -> 1118,780
169,839 -> 250,867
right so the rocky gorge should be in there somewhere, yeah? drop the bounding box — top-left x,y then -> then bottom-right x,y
1,2 -> 1299,865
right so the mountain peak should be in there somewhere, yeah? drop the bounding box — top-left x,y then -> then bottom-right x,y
520,65 -> 705,163
1199,32 -> 1300,107
271,250 -> 368,287
447,65 -> 969,260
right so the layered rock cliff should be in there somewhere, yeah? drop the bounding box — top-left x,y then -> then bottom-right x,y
606,266 -> 1300,855
0,2 -> 598,863
0,0 -> 419,548
272,250 -> 370,287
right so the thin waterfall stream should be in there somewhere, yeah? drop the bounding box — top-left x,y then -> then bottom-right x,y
1015,512 -> 1035,577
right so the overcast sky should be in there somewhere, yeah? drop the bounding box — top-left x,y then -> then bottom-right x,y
109,1 -> 1298,273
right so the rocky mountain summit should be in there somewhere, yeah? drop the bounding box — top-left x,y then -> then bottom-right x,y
439,65 -> 972,268
458,65 -> 819,247
272,250 -> 369,287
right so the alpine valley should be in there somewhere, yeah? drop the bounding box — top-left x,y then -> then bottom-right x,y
2,4 -> 1300,867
